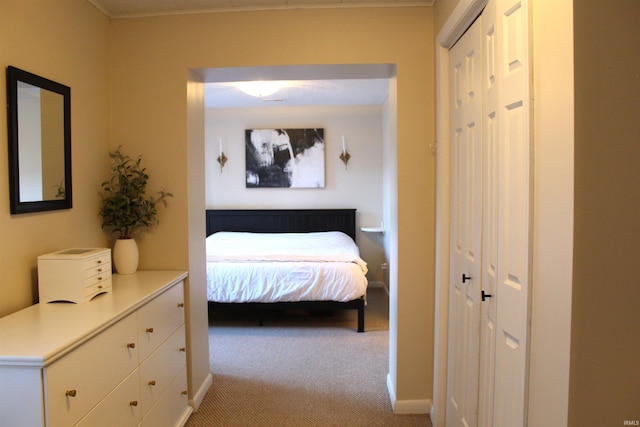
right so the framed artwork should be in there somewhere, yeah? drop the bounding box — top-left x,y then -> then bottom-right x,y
245,128 -> 325,188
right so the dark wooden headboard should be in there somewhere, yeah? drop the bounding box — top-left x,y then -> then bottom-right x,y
206,209 -> 357,241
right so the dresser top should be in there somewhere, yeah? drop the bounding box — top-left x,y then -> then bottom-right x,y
0,270 -> 188,367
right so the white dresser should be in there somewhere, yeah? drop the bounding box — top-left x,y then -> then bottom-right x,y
0,270 -> 192,427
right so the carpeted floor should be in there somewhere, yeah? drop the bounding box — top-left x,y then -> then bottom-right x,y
185,287 -> 432,427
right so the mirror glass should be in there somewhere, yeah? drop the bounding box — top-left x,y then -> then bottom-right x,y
6,66 -> 71,213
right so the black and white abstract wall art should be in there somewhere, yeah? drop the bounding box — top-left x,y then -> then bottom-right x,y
245,128 -> 325,188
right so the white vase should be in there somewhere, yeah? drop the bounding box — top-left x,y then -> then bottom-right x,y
113,238 -> 139,274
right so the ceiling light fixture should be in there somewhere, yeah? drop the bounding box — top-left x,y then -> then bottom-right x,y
237,81 -> 284,97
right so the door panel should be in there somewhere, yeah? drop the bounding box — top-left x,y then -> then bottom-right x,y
493,0 -> 531,426
446,17 -> 483,427
478,1 -> 498,424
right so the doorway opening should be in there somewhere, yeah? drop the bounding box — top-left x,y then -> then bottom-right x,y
193,63 -> 401,418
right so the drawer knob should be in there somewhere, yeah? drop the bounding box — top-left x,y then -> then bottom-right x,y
129,401 -> 138,407
181,390 -> 188,395
179,347 -> 186,352
97,260 -> 102,264
126,342 -> 136,349
98,285 -> 103,289
97,268 -> 103,272
148,380 -> 156,386
177,303 -> 184,308
146,327 -> 154,333
65,390 -> 77,397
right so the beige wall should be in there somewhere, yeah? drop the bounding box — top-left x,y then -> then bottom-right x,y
109,7 -> 435,406
529,1 -> 574,425
0,0 -> 111,317
570,0 -> 640,425
205,105 -> 383,218
433,0 -> 460,34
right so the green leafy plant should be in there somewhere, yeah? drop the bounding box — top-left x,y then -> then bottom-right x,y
99,147 -> 172,239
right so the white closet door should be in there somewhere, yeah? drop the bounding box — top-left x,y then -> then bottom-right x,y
446,0 -> 531,425
492,0 -> 531,425
446,17 -> 483,427
478,0 -> 499,424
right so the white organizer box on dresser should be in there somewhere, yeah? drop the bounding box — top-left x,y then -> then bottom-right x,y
0,270 -> 193,427
37,248 -> 112,304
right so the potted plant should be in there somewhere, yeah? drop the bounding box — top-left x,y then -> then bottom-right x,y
99,146 -> 172,274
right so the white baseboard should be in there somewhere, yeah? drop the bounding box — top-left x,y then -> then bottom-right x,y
387,373 -> 396,406
190,372 -> 213,411
387,373 -> 432,415
394,398 -> 432,415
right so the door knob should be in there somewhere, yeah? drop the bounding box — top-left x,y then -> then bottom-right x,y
462,274 -> 471,283
481,290 -> 492,301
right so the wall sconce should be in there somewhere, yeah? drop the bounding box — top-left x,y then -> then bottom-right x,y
340,134 -> 351,169
217,138 -> 228,172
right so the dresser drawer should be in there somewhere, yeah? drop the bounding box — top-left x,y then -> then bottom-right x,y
83,252 -> 112,298
141,367 -> 191,427
45,313 -> 138,427
83,260 -> 111,280
85,277 -> 112,300
139,324 -> 187,415
137,282 -> 185,361
82,252 -> 111,274
75,369 -> 141,427
84,274 -> 111,291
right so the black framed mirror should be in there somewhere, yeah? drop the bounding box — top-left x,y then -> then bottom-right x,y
6,66 -> 72,214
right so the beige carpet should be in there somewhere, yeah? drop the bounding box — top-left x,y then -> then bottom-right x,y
185,287 -> 432,427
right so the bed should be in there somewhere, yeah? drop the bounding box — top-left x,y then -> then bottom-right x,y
206,209 -> 368,332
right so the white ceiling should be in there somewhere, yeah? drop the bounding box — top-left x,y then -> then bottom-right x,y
201,64 -> 394,108
87,1 -> 412,108
204,79 -> 390,109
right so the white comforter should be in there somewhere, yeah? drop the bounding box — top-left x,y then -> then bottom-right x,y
206,231 -> 368,303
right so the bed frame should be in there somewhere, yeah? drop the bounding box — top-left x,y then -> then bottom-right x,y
206,209 -> 365,332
